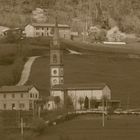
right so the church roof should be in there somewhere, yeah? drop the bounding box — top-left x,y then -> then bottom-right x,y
52,83 -> 108,90
0,85 -> 34,93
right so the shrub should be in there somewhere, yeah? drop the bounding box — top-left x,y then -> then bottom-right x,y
31,117 -> 46,135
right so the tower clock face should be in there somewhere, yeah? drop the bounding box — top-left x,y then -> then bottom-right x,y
51,68 -> 59,76
60,68 -> 63,75
60,77 -> 64,84
51,78 -> 59,85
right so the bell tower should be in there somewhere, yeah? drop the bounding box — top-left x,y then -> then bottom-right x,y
50,18 -> 64,88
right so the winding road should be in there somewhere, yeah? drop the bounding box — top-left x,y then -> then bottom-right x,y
16,56 -> 40,86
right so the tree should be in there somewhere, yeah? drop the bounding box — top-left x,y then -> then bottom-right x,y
12,57 -> 24,84
31,117 -> 46,135
84,96 -> 89,109
65,96 -> 74,111
54,96 -> 61,109
90,98 -> 97,109
5,29 -> 22,43
88,26 -> 107,43
78,97 -> 84,110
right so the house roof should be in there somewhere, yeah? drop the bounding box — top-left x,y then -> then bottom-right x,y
0,85 -> 34,93
30,23 -> 70,28
52,83 -> 107,90
0,26 -> 9,33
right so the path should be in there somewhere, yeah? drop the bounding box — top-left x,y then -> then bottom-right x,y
17,56 -> 40,86
67,49 -> 82,55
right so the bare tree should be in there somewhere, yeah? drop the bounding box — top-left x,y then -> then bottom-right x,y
78,97 -> 84,110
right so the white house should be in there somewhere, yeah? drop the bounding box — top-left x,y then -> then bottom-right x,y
24,23 -> 71,39
50,83 -> 111,110
0,85 -> 39,111
0,26 -> 9,37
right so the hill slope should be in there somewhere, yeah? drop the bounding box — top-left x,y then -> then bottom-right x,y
1,0 -> 140,35
27,45 -> 140,109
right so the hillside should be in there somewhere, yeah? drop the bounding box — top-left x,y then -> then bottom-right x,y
0,0 -> 140,35
27,42 -> 140,109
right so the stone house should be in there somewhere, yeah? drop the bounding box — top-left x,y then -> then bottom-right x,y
0,85 -> 39,111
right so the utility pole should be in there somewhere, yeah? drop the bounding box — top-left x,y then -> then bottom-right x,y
20,118 -> 24,139
88,0 -> 93,25
38,106 -> 41,118
102,98 -> 105,127
127,93 -> 130,111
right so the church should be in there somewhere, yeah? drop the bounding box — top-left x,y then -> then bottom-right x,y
48,19 -> 112,110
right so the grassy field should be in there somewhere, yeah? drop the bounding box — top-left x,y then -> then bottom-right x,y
34,115 -> 140,140
1,114 -> 140,140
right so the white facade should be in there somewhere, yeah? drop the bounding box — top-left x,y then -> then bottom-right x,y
0,86 -> 39,111
51,90 -> 64,103
50,84 -> 111,110
24,23 -> 71,39
24,24 -> 35,37
67,85 -> 111,110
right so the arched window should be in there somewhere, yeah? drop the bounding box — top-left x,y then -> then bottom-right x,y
53,54 -> 57,63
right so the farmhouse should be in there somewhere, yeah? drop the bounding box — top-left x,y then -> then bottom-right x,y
24,23 -> 71,39
0,85 -> 39,111
50,83 -> 111,110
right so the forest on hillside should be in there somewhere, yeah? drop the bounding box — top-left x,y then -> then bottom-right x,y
0,0 -> 140,34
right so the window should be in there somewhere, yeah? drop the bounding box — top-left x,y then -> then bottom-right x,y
3,94 -> 6,98
3,104 -> 6,109
12,103 -> 15,110
36,94 -> 38,98
30,94 -> 32,98
53,54 -> 57,63
48,104 -> 50,107
36,32 -> 40,36
12,94 -> 15,98
19,103 -> 25,109
36,27 -> 39,30
21,93 -> 23,98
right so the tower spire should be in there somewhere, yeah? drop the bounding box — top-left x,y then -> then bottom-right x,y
53,17 -> 60,46
50,17 -> 64,89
